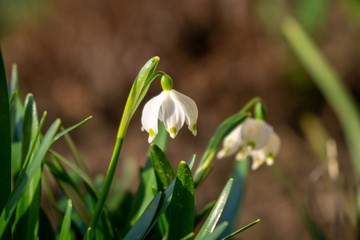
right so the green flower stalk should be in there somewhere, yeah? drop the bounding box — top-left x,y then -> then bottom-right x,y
89,57 -> 162,231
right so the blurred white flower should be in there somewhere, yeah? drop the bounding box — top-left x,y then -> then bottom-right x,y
141,89 -> 198,143
249,132 -> 281,170
217,117 -> 280,170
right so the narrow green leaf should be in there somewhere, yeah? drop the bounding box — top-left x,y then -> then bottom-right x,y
206,221 -> 229,240
63,133 -> 90,175
124,193 -> 162,240
13,94 -> 42,239
127,159 -> 157,227
46,159 -> 90,224
58,199 -> 73,240
195,178 -> 234,239
149,144 -> 176,190
180,232 -> 195,240
0,47 -> 11,220
0,119 -> 60,237
187,154 -> 196,170
50,150 -> 98,197
13,162 -> 41,240
168,161 -> 195,240
282,16 -> 360,237
143,179 -> 176,238
221,219 -> 260,240
194,200 -> 216,227
21,94 -> 39,164
53,116 -> 92,142
218,159 -> 249,237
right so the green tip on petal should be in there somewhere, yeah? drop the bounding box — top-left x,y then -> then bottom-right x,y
169,127 -> 177,138
247,141 -> 256,149
161,74 -> 173,91
192,123 -> 197,135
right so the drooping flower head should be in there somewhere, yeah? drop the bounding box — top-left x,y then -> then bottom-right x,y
141,74 -> 198,143
217,117 -> 280,170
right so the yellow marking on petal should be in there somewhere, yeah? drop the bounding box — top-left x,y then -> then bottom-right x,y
170,127 -> 177,137
149,128 -> 155,138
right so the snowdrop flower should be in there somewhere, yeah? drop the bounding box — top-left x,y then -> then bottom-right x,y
141,75 -> 198,143
250,132 -> 281,170
217,117 -> 280,170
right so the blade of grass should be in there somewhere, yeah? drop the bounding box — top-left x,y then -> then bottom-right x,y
58,199 -> 73,240
221,219 -> 260,240
0,118 -> 60,237
46,158 -> 90,224
218,158 -> 249,237
53,116 -> 92,142
195,178 -> 234,240
50,150 -> 98,197
0,47 -> 11,220
282,16 -> 360,236
206,221 -> 229,240
13,94 -> 41,240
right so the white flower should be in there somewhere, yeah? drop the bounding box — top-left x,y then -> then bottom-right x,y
250,132 -> 281,170
217,117 -> 280,170
141,89 -> 198,143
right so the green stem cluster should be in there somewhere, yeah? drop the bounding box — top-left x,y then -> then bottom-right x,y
89,57 -> 164,231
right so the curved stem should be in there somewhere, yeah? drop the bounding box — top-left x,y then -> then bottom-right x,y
88,57 -> 162,231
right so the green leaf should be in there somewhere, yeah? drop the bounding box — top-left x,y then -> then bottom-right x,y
46,158 -> 90,225
282,16 -> 360,237
218,159 -> 249,237
0,47 -> 11,221
127,160 -> 157,227
13,94 -> 41,240
221,219 -> 260,239
168,161 -> 195,240
207,221 -> 228,240
21,94 -> 39,164
152,122 -> 168,151
149,144 -> 176,190
194,200 -> 216,227
53,116 -> 92,142
195,178 -> 234,240
124,192 -> 162,240
50,150 -> 98,197
0,118 -> 60,237
58,199 -> 73,240
143,179 -> 176,238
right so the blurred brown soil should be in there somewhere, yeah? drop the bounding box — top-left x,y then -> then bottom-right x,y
2,0 -> 360,239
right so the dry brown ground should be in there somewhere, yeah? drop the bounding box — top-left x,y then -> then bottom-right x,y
2,1 -> 360,239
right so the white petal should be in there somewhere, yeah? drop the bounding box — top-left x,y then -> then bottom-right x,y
240,118 -> 273,149
249,132 -> 280,169
141,92 -> 167,143
158,91 -> 185,138
217,126 -> 243,159
170,90 -> 198,135
266,132 -> 281,157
